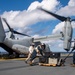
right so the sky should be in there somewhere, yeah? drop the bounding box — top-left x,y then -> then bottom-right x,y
0,0 -> 75,52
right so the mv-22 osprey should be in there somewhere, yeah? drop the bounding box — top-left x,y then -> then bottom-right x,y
0,8 -> 74,57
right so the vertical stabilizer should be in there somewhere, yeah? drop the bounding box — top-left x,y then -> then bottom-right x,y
0,17 -> 6,43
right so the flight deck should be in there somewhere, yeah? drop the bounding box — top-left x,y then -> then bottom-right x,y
0,56 -> 75,75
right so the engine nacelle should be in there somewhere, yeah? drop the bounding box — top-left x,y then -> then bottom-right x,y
63,20 -> 72,51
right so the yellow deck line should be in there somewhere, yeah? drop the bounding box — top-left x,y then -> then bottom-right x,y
0,58 -> 26,61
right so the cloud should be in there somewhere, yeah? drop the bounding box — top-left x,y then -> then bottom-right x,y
33,34 -> 40,38
52,22 -> 64,34
27,0 -> 60,11
1,0 -> 60,34
1,0 -> 75,51
2,9 -> 51,30
56,0 -> 75,16
52,0 -> 75,34
68,0 -> 75,7
52,21 -> 75,34
1,0 -> 75,36
72,22 -> 75,28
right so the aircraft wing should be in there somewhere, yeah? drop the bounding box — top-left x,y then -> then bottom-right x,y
34,33 -> 63,42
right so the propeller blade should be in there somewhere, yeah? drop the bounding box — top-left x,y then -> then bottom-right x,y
13,30 -> 31,37
5,31 -> 10,33
2,18 -> 12,31
3,18 -> 31,37
71,19 -> 75,21
39,8 -> 67,21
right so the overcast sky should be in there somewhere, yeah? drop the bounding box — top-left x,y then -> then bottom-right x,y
0,0 -> 75,52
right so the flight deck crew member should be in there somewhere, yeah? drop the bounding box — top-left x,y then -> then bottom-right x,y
29,43 -> 46,65
25,43 -> 35,63
36,43 -> 46,56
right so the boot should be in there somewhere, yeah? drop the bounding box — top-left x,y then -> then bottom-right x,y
29,61 -> 33,66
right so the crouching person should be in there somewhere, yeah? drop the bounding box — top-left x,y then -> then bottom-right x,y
25,43 -> 35,63
29,49 -> 38,65
36,43 -> 46,56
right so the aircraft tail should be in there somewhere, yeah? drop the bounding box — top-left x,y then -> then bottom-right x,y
0,17 -> 6,43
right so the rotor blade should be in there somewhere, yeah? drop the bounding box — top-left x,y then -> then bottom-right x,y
2,18 -> 12,31
39,8 -> 67,21
13,30 -> 31,37
5,31 -> 10,33
3,18 -> 31,37
71,19 -> 75,21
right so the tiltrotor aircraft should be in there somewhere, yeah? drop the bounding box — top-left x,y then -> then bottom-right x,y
0,7 -> 75,57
